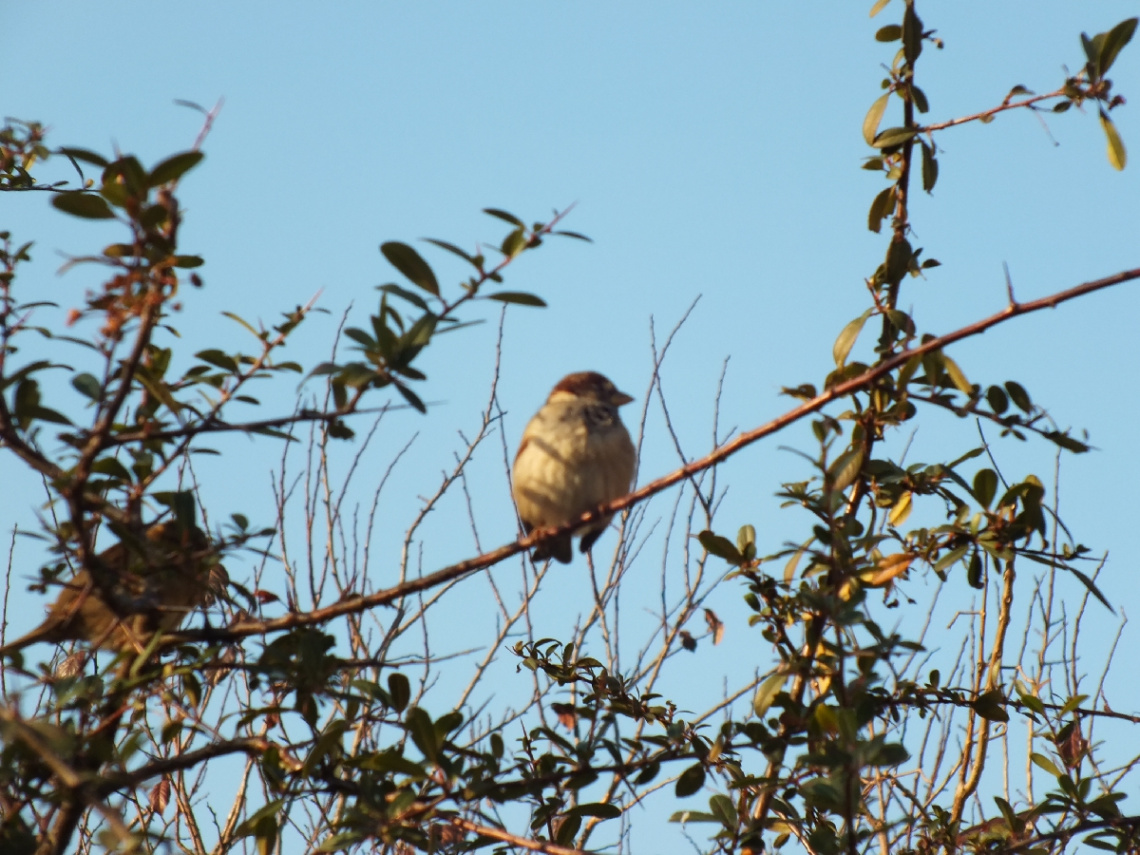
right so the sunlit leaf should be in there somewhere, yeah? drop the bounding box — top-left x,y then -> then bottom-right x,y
754,672 -> 787,717
1031,752 -> 1062,778
942,354 -> 972,395
872,127 -> 916,149
827,446 -> 864,492
1100,111 -> 1127,171
863,94 -> 890,145
833,309 -> 873,367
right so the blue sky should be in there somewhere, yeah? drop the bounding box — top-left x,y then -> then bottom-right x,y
3,1 -> 1139,849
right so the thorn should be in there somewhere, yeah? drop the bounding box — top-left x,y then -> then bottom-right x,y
1003,262 -> 1018,306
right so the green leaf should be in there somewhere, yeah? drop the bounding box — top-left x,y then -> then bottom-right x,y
483,207 -> 524,226
91,457 -> 132,481
698,530 -> 743,564
51,192 -> 115,219
405,707 -> 440,761
833,309 -> 873,367
973,469 -> 998,508
986,385 -> 1008,414
196,349 -> 238,372
565,802 -> 621,819
378,283 -> 430,311
674,763 -> 705,798
71,373 -> 101,401
1066,565 -> 1113,611
709,794 -> 738,829
1059,694 -> 1089,716
874,24 -> 901,42
1031,752 -> 1062,778
394,381 -> 426,414
149,150 -> 205,186
1100,111 -> 1126,171
885,236 -> 912,284
422,237 -> 476,265
863,94 -> 890,145
902,3 -> 923,65
967,551 -> 984,588
867,186 -> 893,233
173,255 -> 204,268
486,291 -> 547,307
1005,380 -> 1032,413
933,544 -> 968,574
911,84 -> 929,113
737,524 -> 756,555
387,673 -> 410,713
103,155 -> 147,195
872,127 -> 916,149
867,742 -> 909,766
380,242 -> 440,296
500,227 -> 527,258
753,672 -> 787,717
58,147 -> 109,168
1097,18 -> 1137,76
555,815 -> 581,846
942,355 -> 972,395
552,229 -> 592,241
971,689 -> 1009,723
668,810 -> 719,823
827,446 -> 864,492
1044,430 -> 1090,454
921,141 -> 938,192
344,327 -> 377,348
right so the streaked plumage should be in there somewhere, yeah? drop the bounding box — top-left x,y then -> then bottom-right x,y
512,372 -> 636,563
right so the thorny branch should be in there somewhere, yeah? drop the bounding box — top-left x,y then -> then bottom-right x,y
169,264 -> 1140,646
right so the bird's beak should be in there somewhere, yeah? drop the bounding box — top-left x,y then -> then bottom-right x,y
612,390 -> 634,407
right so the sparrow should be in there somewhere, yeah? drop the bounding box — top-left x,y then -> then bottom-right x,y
0,520 -> 227,656
512,371 -> 636,563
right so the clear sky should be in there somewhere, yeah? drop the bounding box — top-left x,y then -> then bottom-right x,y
2,1 -> 1139,850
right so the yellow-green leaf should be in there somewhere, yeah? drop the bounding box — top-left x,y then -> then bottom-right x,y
833,309 -> 873,367
1100,111 -> 1127,170
942,354 -> 972,395
888,491 -> 912,526
863,94 -> 890,145
754,672 -> 788,716
827,446 -> 865,492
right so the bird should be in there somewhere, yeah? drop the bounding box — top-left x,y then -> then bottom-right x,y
0,520 -> 227,656
512,371 -> 636,563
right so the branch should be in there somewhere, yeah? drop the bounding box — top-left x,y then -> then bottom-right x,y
450,817 -> 593,855
920,88 -> 1067,134
170,265 -> 1140,645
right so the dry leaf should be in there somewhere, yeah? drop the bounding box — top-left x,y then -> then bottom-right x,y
703,608 -> 725,645
551,702 -> 577,730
